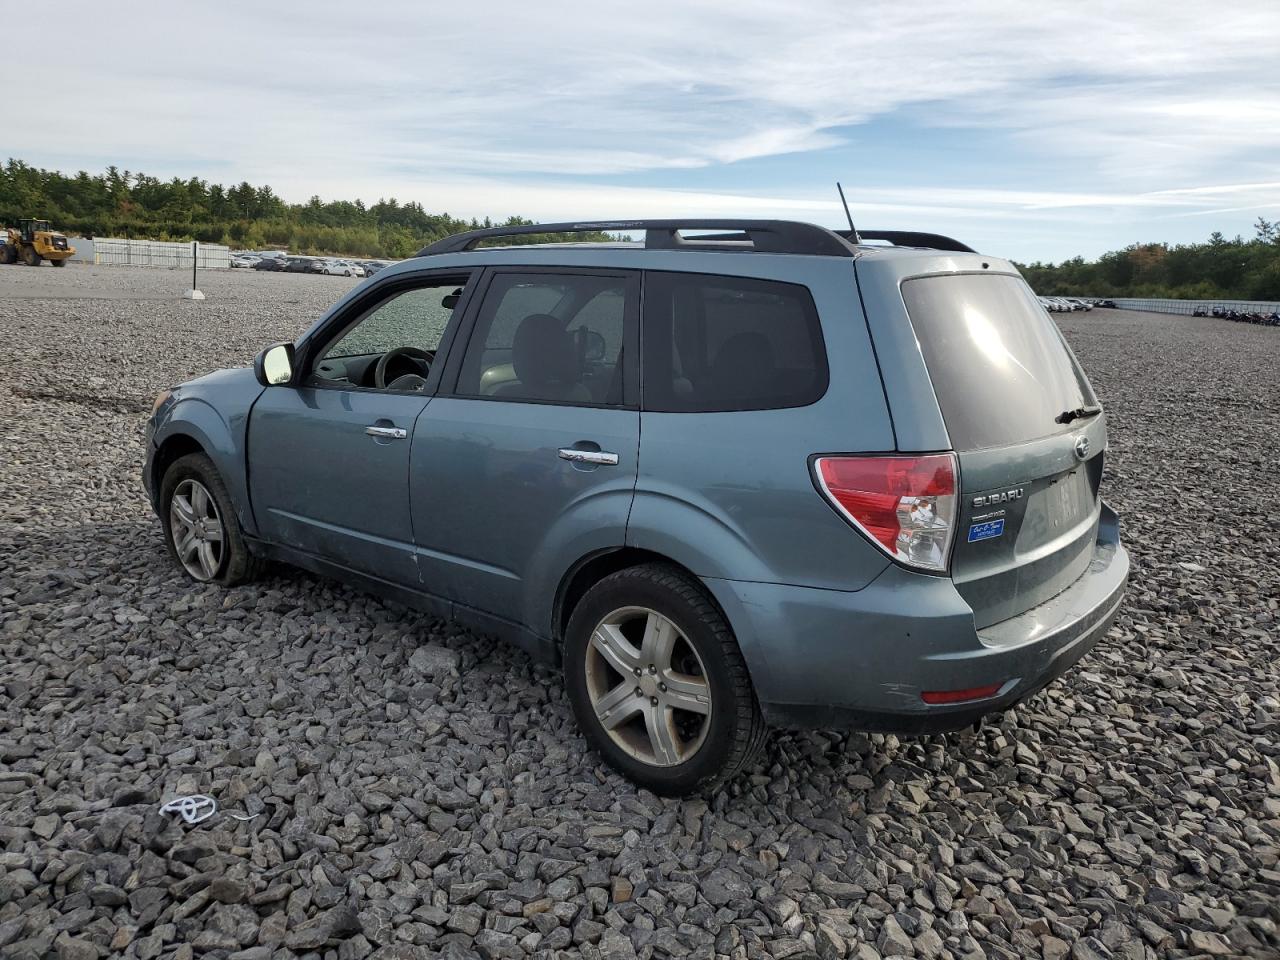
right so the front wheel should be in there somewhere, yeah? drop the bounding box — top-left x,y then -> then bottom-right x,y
564,564 -> 767,795
159,453 -> 261,586
50,258 -> 66,267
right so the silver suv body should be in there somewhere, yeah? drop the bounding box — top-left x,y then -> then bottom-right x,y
143,220 -> 1128,793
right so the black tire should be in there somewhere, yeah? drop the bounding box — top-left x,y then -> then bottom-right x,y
22,246 -> 40,267
50,258 -> 66,267
0,244 -> 15,265
564,563 -> 767,795
159,452 -> 262,586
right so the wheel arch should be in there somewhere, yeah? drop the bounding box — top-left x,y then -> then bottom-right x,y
151,432 -> 207,496
553,547 -> 730,648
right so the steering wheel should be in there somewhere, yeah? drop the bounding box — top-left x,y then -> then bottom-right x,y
374,346 -> 434,390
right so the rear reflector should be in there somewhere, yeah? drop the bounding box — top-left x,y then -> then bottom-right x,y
814,453 -> 958,572
921,683 -> 1003,705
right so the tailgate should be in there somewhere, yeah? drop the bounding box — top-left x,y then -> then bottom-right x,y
952,429 -> 1105,627
899,272 -> 1106,628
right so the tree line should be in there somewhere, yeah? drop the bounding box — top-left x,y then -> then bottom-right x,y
0,159 -> 611,259
5,159 -> 1279,294
1016,219 -> 1280,301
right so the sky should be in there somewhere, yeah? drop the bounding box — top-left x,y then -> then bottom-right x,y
8,1 -> 1280,263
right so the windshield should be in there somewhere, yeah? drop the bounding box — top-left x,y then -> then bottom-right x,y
902,274 -> 1097,450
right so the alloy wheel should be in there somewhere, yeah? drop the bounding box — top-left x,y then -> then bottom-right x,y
169,479 -> 225,580
584,606 -> 712,767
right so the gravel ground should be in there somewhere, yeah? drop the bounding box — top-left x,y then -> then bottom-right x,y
1,263 -> 1277,960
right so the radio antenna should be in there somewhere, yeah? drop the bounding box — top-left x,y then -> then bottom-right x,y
836,181 -> 859,242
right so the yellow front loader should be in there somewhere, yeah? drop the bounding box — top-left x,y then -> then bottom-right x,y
0,218 -> 75,267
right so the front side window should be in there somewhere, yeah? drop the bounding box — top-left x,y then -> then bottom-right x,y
455,272 -> 631,405
642,271 -> 827,412
310,277 -> 468,391
323,283 -> 461,360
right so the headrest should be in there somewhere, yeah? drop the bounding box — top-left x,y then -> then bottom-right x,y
511,313 -> 578,389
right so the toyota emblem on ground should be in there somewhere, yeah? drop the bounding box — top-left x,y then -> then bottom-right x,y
159,794 -> 260,825
158,795 -> 217,825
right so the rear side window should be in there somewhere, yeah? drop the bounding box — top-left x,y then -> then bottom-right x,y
455,272 -> 631,406
643,272 -> 827,412
902,274 -> 1097,450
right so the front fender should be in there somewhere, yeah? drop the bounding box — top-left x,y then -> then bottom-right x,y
153,394 -> 257,535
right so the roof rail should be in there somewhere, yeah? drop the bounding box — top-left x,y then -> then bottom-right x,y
834,229 -> 975,253
415,220 -> 858,258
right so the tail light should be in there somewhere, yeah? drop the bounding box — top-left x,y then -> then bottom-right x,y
814,454 -> 958,573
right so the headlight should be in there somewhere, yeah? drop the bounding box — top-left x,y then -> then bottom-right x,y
151,389 -> 172,416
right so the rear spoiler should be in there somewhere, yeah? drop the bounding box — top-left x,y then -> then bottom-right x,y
834,229 -> 975,253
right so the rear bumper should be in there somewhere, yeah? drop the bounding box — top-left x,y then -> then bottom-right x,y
702,502 -> 1129,733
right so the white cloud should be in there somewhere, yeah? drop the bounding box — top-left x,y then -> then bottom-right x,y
8,0 -> 1280,259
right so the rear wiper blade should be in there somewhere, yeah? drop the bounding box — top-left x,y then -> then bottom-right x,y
1055,404 -> 1102,425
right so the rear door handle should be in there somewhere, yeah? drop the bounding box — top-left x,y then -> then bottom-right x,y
366,425 -> 407,439
558,448 -> 619,466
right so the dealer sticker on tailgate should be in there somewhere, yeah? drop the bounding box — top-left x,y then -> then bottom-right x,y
967,519 -> 1005,543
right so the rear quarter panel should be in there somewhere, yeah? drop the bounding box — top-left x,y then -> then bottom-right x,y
628,256 -> 895,591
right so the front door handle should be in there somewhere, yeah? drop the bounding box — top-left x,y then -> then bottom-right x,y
558,447 -> 619,466
366,425 -> 407,440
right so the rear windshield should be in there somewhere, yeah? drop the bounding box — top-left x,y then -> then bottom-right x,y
902,274 -> 1096,450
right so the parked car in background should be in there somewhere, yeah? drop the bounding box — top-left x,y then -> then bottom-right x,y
360,260 -> 388,277
321,259 -> 365,277
231,255 -> 261,269
283,257 -> 315,273
143,218 -> 1127,793
252,257 -> 283,271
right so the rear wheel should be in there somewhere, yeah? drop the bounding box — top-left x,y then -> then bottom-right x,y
0,244 -> 15,265
22,246 -> 40,266
564,564 -> 767,795
159,453 -> 262,586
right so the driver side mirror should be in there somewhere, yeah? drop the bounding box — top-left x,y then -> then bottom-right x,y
254,342 -> 295,386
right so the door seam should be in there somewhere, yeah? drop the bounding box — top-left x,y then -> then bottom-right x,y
405,397 -> 434,585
